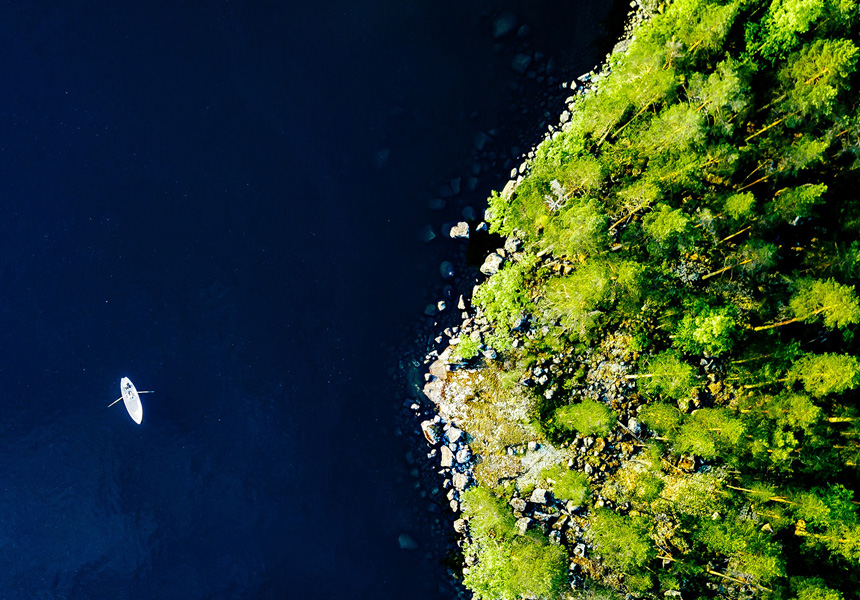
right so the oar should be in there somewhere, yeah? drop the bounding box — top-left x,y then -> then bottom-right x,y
107,390 -> 154,407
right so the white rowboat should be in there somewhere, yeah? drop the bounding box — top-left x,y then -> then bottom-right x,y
120,377 -> 143,424
108,377 -> 153,424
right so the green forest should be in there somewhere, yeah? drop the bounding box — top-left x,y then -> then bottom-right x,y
452,0 -> 860,598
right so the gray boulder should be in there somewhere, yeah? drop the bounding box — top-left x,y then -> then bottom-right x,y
440,446 -> 454,468
480,253 -> 503,275
515,517 -> 532,536
529,488 -> 550,504
420,420 -> 442,445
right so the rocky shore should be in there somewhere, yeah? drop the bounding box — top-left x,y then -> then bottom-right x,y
388,2 -> 664,597
389,2 -> 659,596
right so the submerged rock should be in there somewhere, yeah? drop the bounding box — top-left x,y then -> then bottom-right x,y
492,10 -> 518,39
398,533 -> 420,550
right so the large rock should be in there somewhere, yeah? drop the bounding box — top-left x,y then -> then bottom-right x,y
456,447 -> 472,464
480,253 -> 504,275
516,517 -> 532,536
529,488 -> 550,504
452,472 -> 469,490
429,359 -> 449,382
420,420 -> 442,445
448,222 -> 469,239
510,497 -> 527,512
440,446 -> 454,468
446,427 -> 463,443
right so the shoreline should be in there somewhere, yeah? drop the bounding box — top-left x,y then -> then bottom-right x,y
392,2 -> 654,595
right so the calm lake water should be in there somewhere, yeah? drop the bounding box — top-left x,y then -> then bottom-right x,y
0,1 -> 614,597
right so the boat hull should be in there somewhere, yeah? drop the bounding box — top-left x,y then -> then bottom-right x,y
120,377 -> 143,424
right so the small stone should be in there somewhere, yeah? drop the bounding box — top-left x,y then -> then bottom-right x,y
527,441 -> 539,452
529,488 -> 549,504
452,472 -> 469,490
428,198 -> 446,210
423,304 -> 437,317
439,261 -> 455,279
440,446 -> 454,468
398,533 -> 419,550
453,519 -> 467,533
549,530 -> 562,545
461,206 -> 477,221
437,300 -> 447,312
457,295 -> 466,310
515,517 -> 532,535
573,543 -> 586,557
627,418 -> 641,436
449,500 -> 459,512
456,447 -> 471,463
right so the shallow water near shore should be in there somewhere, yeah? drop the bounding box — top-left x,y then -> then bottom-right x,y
0,1 -> 615,597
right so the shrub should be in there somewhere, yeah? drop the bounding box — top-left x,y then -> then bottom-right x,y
463,533 -> 568,600
461,487 -> 516,541
555,399 -> 617,437
542,465 -> 591,505
639,351 -> 697,400
588,509 -> 655,572
639,403 -> 684,437
673,303 -> 740,356
788,352 -> 860,396
456,336 -> 481,360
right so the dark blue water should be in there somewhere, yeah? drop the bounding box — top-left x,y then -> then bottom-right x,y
0,2 -> 613,598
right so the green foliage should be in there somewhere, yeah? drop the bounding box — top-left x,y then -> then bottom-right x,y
543,199 -> 609,259
673,303 -> 740,356
793,577 -> 845,600
473,257 -> 536,346
675,408 -> 745,458
694,517 -> 786,583
461,487 -> 517,541
771,183 -> 827,221
639,403 -> 684,436
541,465 -> 591,505
639,351 -> 697,400
642,203 -> 690,242
555,398 -> 617,437
724,191 -> 756,218
779,38 -> 859,118
788,277 -> 860,329
466,0 -> 860,596
588,509 -> 655,572
463,534 -> 568,600
788,353 -> 860,396
752,0 -> 828,60
456,336 -> 481,360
